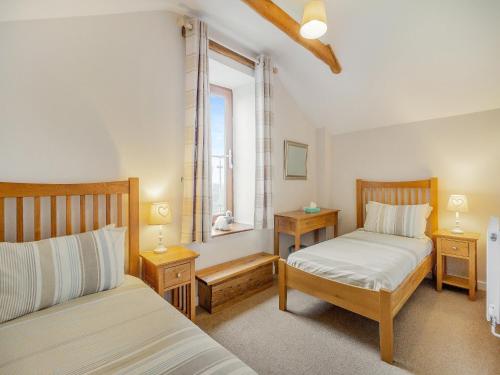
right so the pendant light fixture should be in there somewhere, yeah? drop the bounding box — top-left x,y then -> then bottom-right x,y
300,0 -> 328,40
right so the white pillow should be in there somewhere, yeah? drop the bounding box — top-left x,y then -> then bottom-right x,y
364,201 -> 432,239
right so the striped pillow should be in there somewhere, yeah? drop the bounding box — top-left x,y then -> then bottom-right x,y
0,226 -> 126,323
364,201 -> 432,239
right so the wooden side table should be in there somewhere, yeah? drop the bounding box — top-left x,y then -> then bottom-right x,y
274,208 -> 340,257
140,246 -> 199,320
433,229 -> 480,300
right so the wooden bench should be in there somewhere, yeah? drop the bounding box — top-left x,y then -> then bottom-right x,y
196,252 -> 279,313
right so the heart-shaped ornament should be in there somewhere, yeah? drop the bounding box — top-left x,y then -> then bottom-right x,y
157,206 -> 169,217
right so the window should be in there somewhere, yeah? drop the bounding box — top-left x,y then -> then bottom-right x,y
210,84 -> 233,218
209,56 -> 256,236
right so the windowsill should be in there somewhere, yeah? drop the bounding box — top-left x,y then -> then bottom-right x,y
211,222 -> 254,238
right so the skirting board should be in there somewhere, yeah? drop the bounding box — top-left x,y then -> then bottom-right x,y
478,280 -> 486,291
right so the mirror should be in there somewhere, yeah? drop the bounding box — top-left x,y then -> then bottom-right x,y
284,140 -> 308,180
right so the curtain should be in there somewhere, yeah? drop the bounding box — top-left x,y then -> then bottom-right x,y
254,55 -> 273,229
181,19 -> 212,244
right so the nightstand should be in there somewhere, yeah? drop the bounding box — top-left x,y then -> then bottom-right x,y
140,246 -> 199,320
433,229 -> 480,300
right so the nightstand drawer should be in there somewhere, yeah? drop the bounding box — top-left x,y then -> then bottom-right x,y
164,262 -> 191,288
441,239 -> 469,257
301,216 -> 327,233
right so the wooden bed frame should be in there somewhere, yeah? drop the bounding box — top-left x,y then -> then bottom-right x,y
278,178 -> 438,363
0,178 -> 140,276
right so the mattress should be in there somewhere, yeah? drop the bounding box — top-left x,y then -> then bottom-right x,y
287,229 -> 433,291
0,276 -> 256,375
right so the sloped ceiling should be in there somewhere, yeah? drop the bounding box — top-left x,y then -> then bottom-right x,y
2,0 -> 500,134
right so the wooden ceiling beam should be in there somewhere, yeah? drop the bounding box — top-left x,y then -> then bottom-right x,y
241,0 -> 341,74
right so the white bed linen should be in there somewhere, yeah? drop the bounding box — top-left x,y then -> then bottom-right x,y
287,229 -> 433,291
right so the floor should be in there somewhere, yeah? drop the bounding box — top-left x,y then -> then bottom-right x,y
196,280 -> 500,375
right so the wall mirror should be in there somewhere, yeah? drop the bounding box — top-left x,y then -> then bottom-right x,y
284,140 -> 308,180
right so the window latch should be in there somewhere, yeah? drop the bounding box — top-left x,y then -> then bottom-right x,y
226,149 -> 233,169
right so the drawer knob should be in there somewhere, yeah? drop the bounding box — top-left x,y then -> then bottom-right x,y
452,246 -> 458,250
176,272 -> 182,278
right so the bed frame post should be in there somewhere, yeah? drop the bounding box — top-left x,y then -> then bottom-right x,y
279,259 -> 287,311
379,288 -> 394,363
356,179 -> 364,228
429,177 -> 438,234
128,177 -> 140,277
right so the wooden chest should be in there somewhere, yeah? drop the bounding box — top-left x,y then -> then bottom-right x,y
196,252 -> 279,313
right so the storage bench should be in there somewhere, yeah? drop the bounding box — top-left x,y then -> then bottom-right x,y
196,252 -> 279,313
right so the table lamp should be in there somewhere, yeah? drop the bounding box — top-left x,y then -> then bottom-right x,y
447,194 -> 468,234
149,202 -> 172,253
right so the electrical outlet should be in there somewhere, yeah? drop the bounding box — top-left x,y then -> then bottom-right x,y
489,304 -> 496,321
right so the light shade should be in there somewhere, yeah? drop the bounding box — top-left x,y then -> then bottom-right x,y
148,202 -> 172,225
300,0 -> 328,39
447,195 -> 469,213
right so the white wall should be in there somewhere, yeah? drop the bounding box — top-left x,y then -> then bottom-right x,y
233,82 -> 256,226
324,109 -> 500,286
0,11 -> 318,269
272,77 -> 318,255
315,127 -> 333,208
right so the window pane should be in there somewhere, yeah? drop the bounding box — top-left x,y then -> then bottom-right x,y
210,94 -> 226,216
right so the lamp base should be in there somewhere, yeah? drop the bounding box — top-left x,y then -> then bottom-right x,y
153,228 -> 167,253
153,245 -> 168,254
450,227 -> 464,234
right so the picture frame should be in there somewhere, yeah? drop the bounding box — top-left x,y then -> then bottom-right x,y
284,140 -> 308,180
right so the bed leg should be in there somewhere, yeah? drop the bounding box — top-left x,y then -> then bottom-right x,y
379,289 -> 394,363
279,259 -> 287,311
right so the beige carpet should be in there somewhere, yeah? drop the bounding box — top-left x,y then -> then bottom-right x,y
196,280 -> 499,375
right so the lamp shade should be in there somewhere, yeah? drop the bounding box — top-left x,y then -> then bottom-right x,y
148,202 -> 172,225
447,195 -> 469,213
300,0 -> 328,39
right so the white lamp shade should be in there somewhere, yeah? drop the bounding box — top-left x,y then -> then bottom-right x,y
149,202 -> 172,225
447,195 -> 469,213
300,0 -> 328,39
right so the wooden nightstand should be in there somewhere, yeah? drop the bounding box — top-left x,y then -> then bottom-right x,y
433,229 -> 480,300
140,246 -> 199,320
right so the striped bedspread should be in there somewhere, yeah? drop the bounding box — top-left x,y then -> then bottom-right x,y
287,229 -> 433,291
0,276 -> 256,375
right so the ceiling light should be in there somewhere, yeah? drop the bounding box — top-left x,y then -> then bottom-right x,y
300,0 -> 328,39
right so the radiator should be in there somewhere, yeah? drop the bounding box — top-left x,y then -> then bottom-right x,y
487,217 -> 500,338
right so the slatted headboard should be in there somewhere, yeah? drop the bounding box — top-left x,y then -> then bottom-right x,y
356,178 -> 438,237
0,178 -> 140,276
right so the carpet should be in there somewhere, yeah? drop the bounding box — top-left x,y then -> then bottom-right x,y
196,280 -> 499,375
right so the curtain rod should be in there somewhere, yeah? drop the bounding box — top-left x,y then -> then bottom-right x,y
208,39 -> 256,70
181,22 -> 278,74
182,25 -> 256,70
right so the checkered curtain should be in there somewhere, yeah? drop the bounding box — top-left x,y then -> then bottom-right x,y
181,18 -> 212,243
254,55 -> 273,229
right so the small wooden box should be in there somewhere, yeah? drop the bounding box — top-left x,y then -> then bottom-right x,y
196,252 -> 278,313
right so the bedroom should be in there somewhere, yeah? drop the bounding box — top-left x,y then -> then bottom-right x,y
0,0 -> 499,374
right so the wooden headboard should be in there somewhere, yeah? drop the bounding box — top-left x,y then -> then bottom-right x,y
0,178 -> 140,276
356,178 -> 438,237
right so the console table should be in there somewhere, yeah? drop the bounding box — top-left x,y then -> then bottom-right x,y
274,208 -> 340,258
